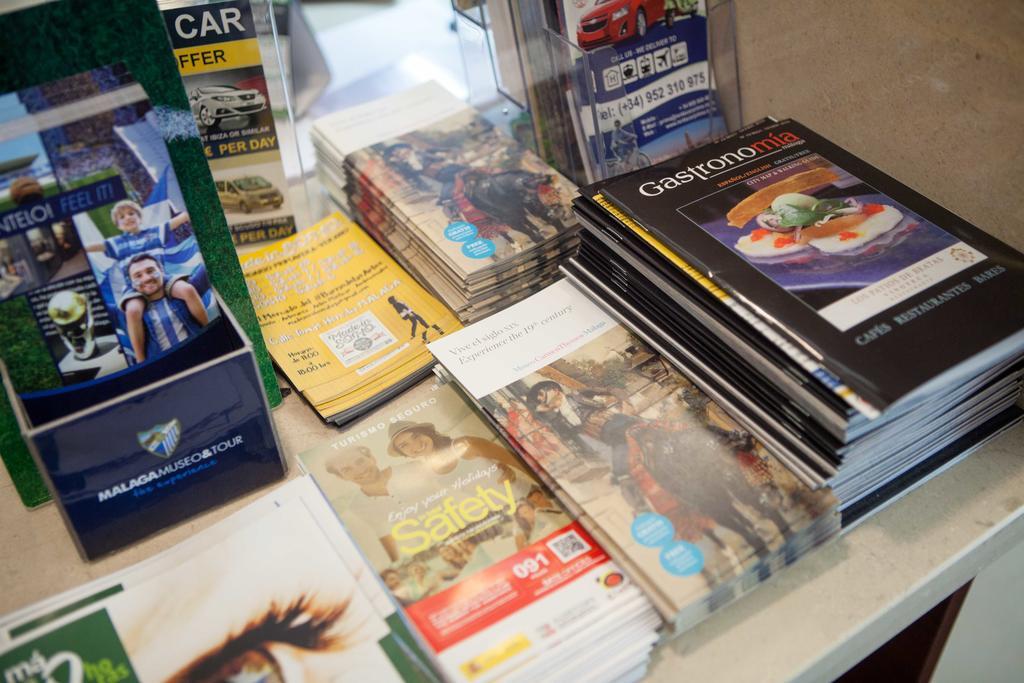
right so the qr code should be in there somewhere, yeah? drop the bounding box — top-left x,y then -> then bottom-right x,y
319,311 -> 396,367
546,530 -> 590,563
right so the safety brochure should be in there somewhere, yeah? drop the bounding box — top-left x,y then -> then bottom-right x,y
298,377 -> 659,683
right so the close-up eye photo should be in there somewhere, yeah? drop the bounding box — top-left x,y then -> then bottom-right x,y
99,500 -> 394,683
166,595 -> 353,683
0,1 -> 1021,682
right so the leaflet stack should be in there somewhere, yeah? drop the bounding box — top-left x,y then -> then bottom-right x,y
239,213 -> 461,425
0,479 -> 439,681
429,281 -> 840,632
311,82 -> 580,323
564,117 -> 1024,524
298,377 -> 661,683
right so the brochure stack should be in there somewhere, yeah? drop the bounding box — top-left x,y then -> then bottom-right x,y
564,118 -> 1024,523
298,377 -> 661,682
4,2 -> 1022,679
0,479 -> 438,682
239,212 -> 461,425
428,281 -> 840,632
311,82 -> 580,323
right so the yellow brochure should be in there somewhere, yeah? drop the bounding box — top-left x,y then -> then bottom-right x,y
240,212 -> 461,420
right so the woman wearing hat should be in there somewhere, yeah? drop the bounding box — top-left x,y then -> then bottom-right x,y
387,420 -> 536,585
386,419 -> 529,485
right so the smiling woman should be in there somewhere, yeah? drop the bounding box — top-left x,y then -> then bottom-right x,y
386,419 -> 528,482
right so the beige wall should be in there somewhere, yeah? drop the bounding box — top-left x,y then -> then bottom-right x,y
734,0 -> 1023,251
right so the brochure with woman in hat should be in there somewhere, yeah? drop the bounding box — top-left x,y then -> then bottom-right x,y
300,379 -> 552,583
298,377 -> 651,683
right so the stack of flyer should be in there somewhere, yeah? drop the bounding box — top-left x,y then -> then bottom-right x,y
311,82 -> 580,323
0,479 -> 438,682
565,118 -> 1024,524
240,212 -> 461,424
298,377 -> 661,682
428,280 -> 840,632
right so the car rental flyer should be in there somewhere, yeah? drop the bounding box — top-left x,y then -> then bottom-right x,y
298,377 -> 657,682
559,0 -> 725,174
162,0 -> 297,245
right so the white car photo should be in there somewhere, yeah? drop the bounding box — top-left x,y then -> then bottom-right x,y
188,85 -> 267,128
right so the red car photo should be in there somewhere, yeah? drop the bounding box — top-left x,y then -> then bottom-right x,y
576,0 -> 665,49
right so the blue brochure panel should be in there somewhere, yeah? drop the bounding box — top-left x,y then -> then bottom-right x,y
573,11 -> 725,172
34,352 -> 284,559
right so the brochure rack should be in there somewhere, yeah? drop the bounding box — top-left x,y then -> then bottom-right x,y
2,291 -> 286,561
264,0 -> 331,118
451,0 -> 742,185
249,0 -> 315,233
158,0 -> 315,239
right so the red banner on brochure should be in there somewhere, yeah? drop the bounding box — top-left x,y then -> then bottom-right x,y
405,521 -> 611,652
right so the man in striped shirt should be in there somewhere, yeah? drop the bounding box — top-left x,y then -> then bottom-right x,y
126,253 -> 207,361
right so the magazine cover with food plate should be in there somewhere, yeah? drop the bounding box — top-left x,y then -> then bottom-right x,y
596,118 -> 1024,412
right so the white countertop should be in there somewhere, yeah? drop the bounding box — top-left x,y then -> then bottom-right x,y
2,390 -> 1022,682
2,1 -> 1022,680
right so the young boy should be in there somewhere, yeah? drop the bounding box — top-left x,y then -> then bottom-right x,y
86,200 -> 207,363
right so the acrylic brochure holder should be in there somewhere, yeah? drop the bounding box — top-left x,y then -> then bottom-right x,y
249,0 -> 316,233
449,2 -> 535,149
2,290 -> 287,561
451,0 -> 742,186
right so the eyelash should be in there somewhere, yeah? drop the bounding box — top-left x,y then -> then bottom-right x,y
168,594 -> 352,681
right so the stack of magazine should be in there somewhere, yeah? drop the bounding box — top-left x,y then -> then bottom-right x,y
0,479 -> 438,682
428,280 -> 840,632
240,212 -> 461,424
298,377 -> 660,681
311,82 -> 580,322
564,118 -> 1024,523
